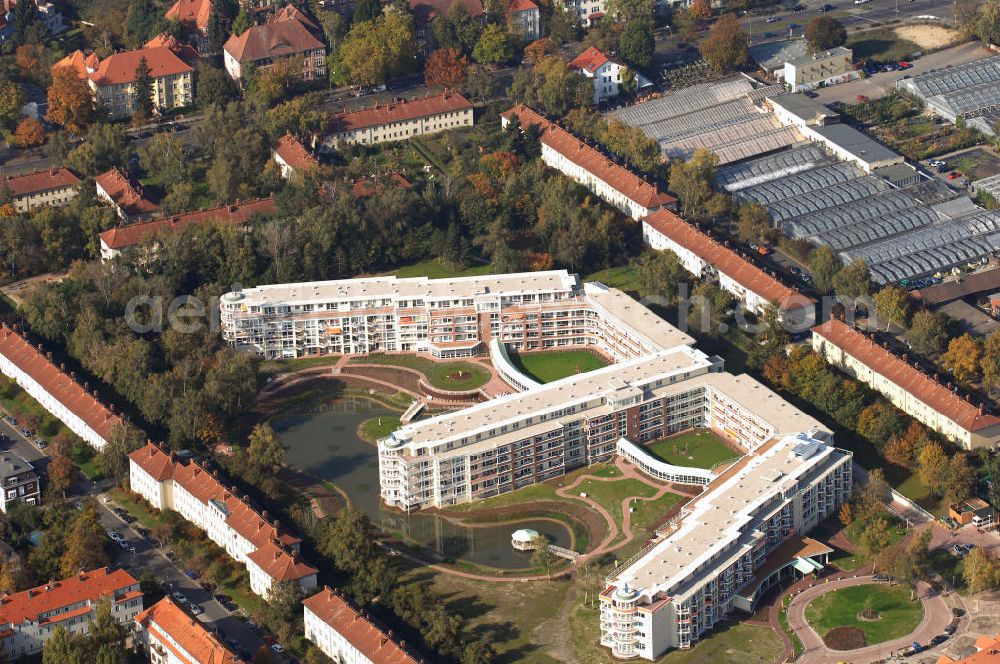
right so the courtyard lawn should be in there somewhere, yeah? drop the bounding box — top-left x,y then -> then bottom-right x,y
582,266 -> 641,293
629,491 -> 684,531
388,258 -> 494,279
646,430 -> 739,470
805,584 -> 924,646
573,478 -> 659,527
513,350 -> 610,383
358,416 -> 402,443
350,353 -> 492,391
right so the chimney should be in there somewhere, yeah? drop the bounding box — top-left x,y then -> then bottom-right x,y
70,371 -> 76,379
46,351 -> 52,360
980,404 -> 985,415
84,381 -> 89,390
262,510 -> 269,519
60,363 -> 65,371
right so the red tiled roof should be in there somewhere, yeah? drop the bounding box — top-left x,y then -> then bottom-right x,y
303,587 -> 420,664
568,46 -> 611,74
99,197 -> 276,251
642,209 -> 815,310
352,173 -> 412,198
501,104 -> 675,211
145,33 -> 200,65
95,167 -> 159,218
129,442 -> 175,481
408,0 -> 483,24
331,92 -> 473,133
915,267 -> 1000,306
4,167 -> 81,198
811,318 -> 1000,432
0,324 -> 125,443
136,597 -> 242,664
164,0 -> 212,32
50,49 -> 90,79
508,0 -> 537,12
223,9 -> 324,64
88,46 -> 193,87
273,133 -> 319,173
0,568 -> 138,626
246,541 -> 317,583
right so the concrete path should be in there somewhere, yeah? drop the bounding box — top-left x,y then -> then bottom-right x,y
787,575 -> 952,663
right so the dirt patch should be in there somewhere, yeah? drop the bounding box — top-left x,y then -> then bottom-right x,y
823,625 -> 867,650
894,25 -> 960,51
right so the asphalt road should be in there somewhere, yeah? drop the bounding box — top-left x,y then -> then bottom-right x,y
95,493 -> 275,661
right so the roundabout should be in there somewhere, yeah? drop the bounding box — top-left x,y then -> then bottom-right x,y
786,576 -> 953,663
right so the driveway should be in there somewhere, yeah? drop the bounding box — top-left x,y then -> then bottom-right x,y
786,575 -> 952,663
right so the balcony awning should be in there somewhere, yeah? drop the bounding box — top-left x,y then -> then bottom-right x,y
793,556 -> 824,575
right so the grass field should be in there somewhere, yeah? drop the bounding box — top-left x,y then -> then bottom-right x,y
512,350 -> 609,383
351,353 -> 492,390
629,491 -> 684,531
805,584 -> 924,646
572,477 -> 659,526
645,430 -> 739,469
259,354 -> 341,375
358,416 -> 401,443
388,258 -> 494,279
583,266 -> 641,293
847,30 -> 920,64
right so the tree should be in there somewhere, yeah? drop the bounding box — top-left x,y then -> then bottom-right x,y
340,13 -> 419,86
98,424 -> 145,485
247,422 -> 285,475
975,1 -> 1000,46
473,24 -> 514,65
139,570 -> 160,597
432,4 -> 482,54
736,202 -> 772,243
60,503 -> 112,577
139,132 -> 189,189
943,334 -> 981,382
548,6 -> 579,44
0,556 -> 32,593
510,57 -> 592,117
12,0 -> 41,45
804,16 -> 847,52
125,0 -> 164,47
523,38 -> 559,65
531,535 -> 554,578
699,14 -> 749,73
668,148 -> 718,217
618,19 -> 655,71
689,0 -> 711,19
43,626 -> 84,664
917,441 -> 950,498
688,281 -> 733,335
607,0 -> 653,21
858,516 -> 893,560
635,249 -> 686,302
86,597 -> 127,660
231,5 -> 254,35
673,8 -> 698,41
982,332 -> 1000,395
872,285 -> 910,330
0,78 -> 26,135
207,4 -> 230,52
964,546 -> 998,594
806,245 -> 840,293
946,453 -> 975,504
832,259 -> 872,306
196,62 -> 239,109
48,454 -> 75,498
855,402 -> 904,450
425,48 -> 470,90
47,67 -> 96,135
14,118 -> 46,147
908,309 -> 950,355
602,119 -> 661,173
354,0 -> 384,23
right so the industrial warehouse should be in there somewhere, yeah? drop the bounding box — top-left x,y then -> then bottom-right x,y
897,55 -> 1000,136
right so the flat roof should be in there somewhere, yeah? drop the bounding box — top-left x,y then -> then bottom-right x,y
583,282 -> 694,349
786,46 -> 851,67
768,93 -> 840,124
614,434 -> 848,601
812,123 -> 902,166
749,39 -> 809,71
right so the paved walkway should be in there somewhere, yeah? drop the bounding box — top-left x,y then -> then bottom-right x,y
787,575 -> 952,664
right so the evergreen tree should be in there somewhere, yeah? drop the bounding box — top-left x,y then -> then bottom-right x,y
207,5 -> 229,52
353,0 -> 383,23
132,57 -> 154,124
231,5 -> 253,35
12,0 -> 40,45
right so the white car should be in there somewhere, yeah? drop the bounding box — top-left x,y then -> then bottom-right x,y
271,644 -> 286,654
189,604 -> 204,616
854,0 -> 871,4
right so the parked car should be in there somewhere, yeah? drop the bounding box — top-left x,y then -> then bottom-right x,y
189,604 -> 204,616
271,644 -> 286,654
172,592 -> 188,604
899,61 -> 912,69
107,530 -> 123,541
164,550 -> 176,561
856,94 -> 869,102
953,607 -> 966,617
766,15 -> 780,22
948,171 -> 962,180
262,635 -> 277,646
184,569 -> 200,580
931,635 -> 948,646
822,3 -> 835,9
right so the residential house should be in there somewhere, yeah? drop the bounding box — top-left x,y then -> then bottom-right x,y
569,46 -> 651,104
164,0 -> 212,52
95,167 -> 158,222
3,167 -> 81,213
98,197 -> 277,262
0,568 -> 142,659
501,104 -> 676,220
508,0 -> 540,42
223,6 -> 326,81
323,92 -> 474,148
557,0 -> 605,27
303,587 -> 421,664
129,442 -> 318,598
272,133 -> 319,179
135,597 -> 242,664
0,451 -> 40,513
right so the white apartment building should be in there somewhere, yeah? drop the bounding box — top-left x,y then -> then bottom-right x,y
642,209 -> 816,328
0,324 -> 125,450
600,433 -> 851,659
502,104 -> 676,220
219,271 -> 692,361
569,47 -> 652,104
323,92 -> 474,148
129,443 -> 318,598
379,347 -> 827,510
557,0 -> 606,26
812,319 -> 1000,449
0,568 -> 143,659
135,597 -> 242,664
303,587 -> 421,664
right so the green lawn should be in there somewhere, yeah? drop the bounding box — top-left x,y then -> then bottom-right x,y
645,430 -> 740,470
350,353 -> 491,390
929,548 -> 967,592
629,491 -> 684,531
805,584 -> 924,646
259,354 -> 340,375
847,30 -> 921,64
512,350 -> 609,383
573,477 -> 659,526
657,622 -> 784,664
583,266 -> 641,293
358,416 -> 402,443
109,487 -> 164,530
387,258 -> 494,279
894,472 -> 950,516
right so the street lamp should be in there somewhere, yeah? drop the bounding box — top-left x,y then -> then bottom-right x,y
744,10 -> 753,44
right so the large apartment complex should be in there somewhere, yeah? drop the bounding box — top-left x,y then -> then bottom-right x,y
502,104 -> 677,220
129,442 -> 318,598
303,587 -> 420,664
323,92 -> 474,148
0,568 -> 143,658
220,271 -> 691,361
600,433 -> 851,659
378,347 -> 827,510
812,318 -> 1000,449
0,324 -> 126,450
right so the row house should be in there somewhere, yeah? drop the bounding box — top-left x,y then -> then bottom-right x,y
128,442 -> 318,598
3,168 -> 81,213
812,318 -> 1000,450
0,324 -> 126,450
0,568 -> 142,658
501,104 -> 676,220
323,92 -> 474,148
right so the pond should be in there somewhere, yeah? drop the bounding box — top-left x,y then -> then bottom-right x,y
274,398 -> 573,570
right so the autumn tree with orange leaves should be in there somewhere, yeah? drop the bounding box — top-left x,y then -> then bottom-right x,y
424,47 -> 469,90
46,66 -> 95,134
14,118 -> 45,147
